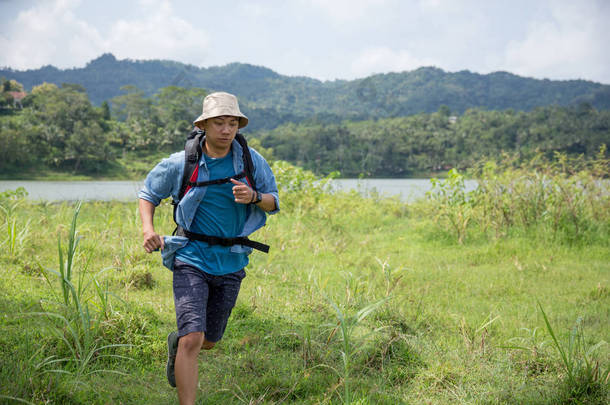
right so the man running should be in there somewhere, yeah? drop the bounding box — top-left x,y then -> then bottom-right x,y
139,92 -> 279,405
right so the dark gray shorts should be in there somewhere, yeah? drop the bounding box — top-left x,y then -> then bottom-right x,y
172,259 -> 246,342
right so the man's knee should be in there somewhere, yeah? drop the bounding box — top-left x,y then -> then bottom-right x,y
178,332 -> 204,354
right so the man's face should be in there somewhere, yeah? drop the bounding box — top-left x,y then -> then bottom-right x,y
201,116 -> 239,152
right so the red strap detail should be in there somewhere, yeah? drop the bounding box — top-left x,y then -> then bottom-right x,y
184,165 -> 199,195
244,175 -> 253,189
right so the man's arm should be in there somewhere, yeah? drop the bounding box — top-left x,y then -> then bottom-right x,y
139,198 -> 165,252
230,179 -> 276,212
253,191 -> 276,212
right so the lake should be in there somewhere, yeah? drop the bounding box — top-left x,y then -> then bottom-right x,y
0,179 -> 478,202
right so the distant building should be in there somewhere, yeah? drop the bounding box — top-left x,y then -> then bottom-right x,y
448,116 -> 458,124
7,91 -> 26,108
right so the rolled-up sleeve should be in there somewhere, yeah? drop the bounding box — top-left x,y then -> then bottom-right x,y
251,149 -> 280,215
138,157 -> 177,206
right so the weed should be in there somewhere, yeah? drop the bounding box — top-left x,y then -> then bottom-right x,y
0,395 -> 35,405
458,313 -> 499,355
320,284 -> 390,405
537,301 -> 609,401
0,188 -> 30,257
29,202 -> 132,384
470,149 -> 609,244
427,149 -> 610,245
589,283 -> 609,301
504,326 -> 554,377
127,268 -> 156,290
1,211 -> 30,257
376,257 -> 404,297
427,168 -> 474,244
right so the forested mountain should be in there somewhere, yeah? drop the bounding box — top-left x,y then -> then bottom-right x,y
2,53 -> 609,131
1,75 -> 608,178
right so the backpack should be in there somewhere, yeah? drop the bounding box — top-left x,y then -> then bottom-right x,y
178,128 -> 257,200
172,128 -> 269,253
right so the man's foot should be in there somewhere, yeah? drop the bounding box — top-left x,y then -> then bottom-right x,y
166,331 -> 179,387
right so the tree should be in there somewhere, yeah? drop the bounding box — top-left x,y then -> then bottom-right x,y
153,86 -> 207,147
100,101 -> 111,120
0,114 -> 38,172
23,82 -> 115,172
110,85 -> 152,121
1,78 -> 24,92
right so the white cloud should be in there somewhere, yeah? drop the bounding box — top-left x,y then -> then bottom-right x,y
238,2 -> 269,18
0,0 -> 102,69
350,46 -> 437,77
503,1 -> 610,82
1,0 -> 608,83
303,0 -> 392,23
106,0 -> 209,65
0,0 -> 210,70
417,0 -> 460,12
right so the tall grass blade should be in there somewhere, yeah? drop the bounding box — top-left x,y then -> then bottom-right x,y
0,395 -> 36,405
537,300 -> 575,384
58,237 -> 68,305
356,296 -> 391,323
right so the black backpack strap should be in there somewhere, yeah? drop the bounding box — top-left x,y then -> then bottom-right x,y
176,226 -> 270,253
173,129 -> 203,224
179,129 -> 205,200
235,132 -> 256,191
187,171 -> 246,188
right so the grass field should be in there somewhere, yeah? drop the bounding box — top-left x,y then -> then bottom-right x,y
0,163 -> 608,404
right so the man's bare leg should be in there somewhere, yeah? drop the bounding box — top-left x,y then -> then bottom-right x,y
175,332 -> 216,405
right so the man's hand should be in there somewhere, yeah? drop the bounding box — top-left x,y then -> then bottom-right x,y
142,229 -> 164,253
139,199 -> 164,253
230,178 -> 255,204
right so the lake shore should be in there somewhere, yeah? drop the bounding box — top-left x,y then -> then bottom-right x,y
1,178 -> 480,202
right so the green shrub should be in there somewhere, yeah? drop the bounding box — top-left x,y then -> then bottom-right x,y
426,148 -> 609,244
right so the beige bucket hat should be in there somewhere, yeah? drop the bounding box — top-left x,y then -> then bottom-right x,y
193,92 -> 249,128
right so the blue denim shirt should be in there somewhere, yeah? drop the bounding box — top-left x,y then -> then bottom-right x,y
138,137 -> 280,270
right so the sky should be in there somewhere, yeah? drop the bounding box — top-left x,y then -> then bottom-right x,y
1,0 -> 609,84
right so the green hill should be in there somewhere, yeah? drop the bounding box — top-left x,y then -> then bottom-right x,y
2,53 -> 609,130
